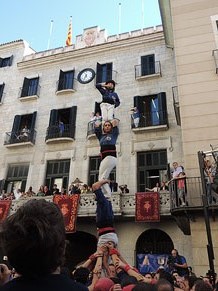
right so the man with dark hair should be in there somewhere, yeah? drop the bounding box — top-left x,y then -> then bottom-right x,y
167,249 -> 188,277
0,199 -> 87,290
96,80 -> 120,121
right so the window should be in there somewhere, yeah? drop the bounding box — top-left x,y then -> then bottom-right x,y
88,156 -> 116,187
216,20 -> 218,31
46,106 -> 77,140
0,56 -> 13,68
20,77 -> 39,97
7,112 -> 37,144
141,54 -> 155,76
0,83 -> 5,103
45,159 -> 70,191
57,70 -> 75,91
133,93 -> 167,128
4,164 -> 29,192
137,150 -> 168,192
96,62 -> 112,83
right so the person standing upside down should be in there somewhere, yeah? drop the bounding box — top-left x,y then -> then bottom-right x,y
96,80 -> 120,121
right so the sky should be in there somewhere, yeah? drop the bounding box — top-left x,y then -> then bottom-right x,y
0,0 -> 162,52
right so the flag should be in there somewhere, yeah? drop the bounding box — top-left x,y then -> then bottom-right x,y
66,17 -> 72,46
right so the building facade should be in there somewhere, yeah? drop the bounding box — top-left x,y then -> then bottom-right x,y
0,18 -> 216,275
159,0 -> 218,277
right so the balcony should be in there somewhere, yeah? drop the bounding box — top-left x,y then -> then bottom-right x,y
56,79 -> 76,95
45,124 -> 75,144
19,85 -> 41,101
135,61 -> 161,80
6,190 -> 171,218
212,49 -> 218,74
169,177 -> 218,235
172,86 -> 181,126
4,129 -> 36,147
131,110 -> 168,132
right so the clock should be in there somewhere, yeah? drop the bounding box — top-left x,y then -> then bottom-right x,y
77,68 -> 95,84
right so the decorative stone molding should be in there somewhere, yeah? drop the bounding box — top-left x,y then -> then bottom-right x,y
7,191 -> 171,218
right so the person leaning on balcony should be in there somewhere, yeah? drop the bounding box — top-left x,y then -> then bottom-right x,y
0,199 -> 88,290
96,80 -> 120,122
146,183 -> 160,192
36,185 -> 45,196
95,119 -> 119,199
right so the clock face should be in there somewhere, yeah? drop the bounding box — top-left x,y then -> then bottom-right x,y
77,68 -> 95,84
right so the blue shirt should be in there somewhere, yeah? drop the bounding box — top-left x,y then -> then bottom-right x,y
96,84 -> 120,108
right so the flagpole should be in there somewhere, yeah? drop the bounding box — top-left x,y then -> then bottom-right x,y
47,20 -> 54,50
141,0 -> 144,30
118,3 -> 121,34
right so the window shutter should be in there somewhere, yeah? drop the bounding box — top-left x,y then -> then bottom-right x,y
30,111 -> 37,138
58,70 -> 65,90
49,109 -> 58,126
9,55 -> 13,66
0,83 -> 5,100
141,54 -> 155,75
94,102 -> 101,115
71,70 -> 75,89
11,115 -> 21,141
96,62 -> 103,84
69,106 -> 77,138
134,95 -> 144,113
106,63 -> 112,80
0,179 -> 5,192
21,77 -> 30,97
157,92 -> 167,125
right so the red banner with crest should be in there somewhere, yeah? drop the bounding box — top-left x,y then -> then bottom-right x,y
135,192 -> 160,222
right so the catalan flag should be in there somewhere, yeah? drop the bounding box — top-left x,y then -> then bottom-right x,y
66,17 -> 72,46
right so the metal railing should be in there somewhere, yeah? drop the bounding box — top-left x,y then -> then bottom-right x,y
4,129 -> 36,145
45,124 -> 75,140
131,110 -> 168,129
169,177 -> 205,210
19,84 -> 41,98
56,79 -> 76,92
135,61 -> 161,79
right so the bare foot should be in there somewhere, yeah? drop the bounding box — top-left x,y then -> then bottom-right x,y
92,179 -> 110,191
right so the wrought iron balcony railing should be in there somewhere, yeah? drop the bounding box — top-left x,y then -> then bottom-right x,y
131,110 -> 168,129
168,177 -> 207,210
4,129 -> 36,146
135,61 -> 161,79
56,79 -> 77,94
45,124 -> 75,141
19,84 -> 41,100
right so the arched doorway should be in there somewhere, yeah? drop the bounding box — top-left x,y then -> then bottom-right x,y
65,231 -> 97,272
135,229 -> 174,274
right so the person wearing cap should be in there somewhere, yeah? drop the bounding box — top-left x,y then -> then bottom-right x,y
96,80 -> 120,121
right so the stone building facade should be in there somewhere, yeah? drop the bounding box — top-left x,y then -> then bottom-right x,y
0,19 -> 215,275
